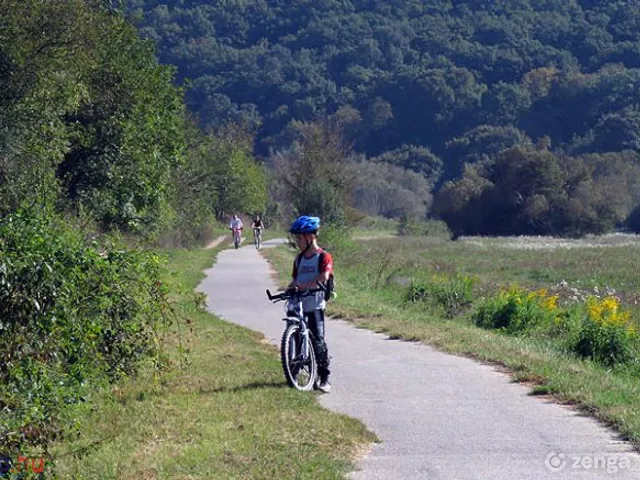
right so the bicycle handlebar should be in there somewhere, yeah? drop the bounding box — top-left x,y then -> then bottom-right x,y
266,283 -> 326,302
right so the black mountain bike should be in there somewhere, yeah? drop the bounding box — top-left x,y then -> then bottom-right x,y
266,286 -> 325,391
253,227 -> 262,249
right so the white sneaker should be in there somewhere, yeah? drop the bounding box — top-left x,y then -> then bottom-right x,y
317,380 -> 332,393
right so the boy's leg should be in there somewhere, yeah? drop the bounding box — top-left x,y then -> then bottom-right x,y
305,310 -> 330,381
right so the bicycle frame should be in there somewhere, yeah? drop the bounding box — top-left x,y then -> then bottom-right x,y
284,313 -> 312,359
266,285 -> 325,390
232,227 -> 241,248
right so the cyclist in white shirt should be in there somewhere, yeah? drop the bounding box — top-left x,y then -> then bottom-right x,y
229,214 -> 243,242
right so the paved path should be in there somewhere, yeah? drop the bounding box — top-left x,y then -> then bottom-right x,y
197,240 -> 640,479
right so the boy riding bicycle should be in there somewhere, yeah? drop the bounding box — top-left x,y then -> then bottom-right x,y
287,215 -> 333,393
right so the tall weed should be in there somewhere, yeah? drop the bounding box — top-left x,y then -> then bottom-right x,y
408,274 -> 475,318
573,296 -> 638,366
474,287 -> 560,334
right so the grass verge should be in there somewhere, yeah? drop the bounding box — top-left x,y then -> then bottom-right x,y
50,246 -> 375,479
263,238 -> 640,448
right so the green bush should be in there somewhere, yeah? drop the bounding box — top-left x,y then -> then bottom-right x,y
572,297 -> 638,366
473,288 -> 640,366
474,287 -> 559,334
0,210 -> 170,452
575,319 -> 636,366
398,216 -> 451,238
354,216 -> 398,231
408,274 -> 475,318
318,223 -> 357,258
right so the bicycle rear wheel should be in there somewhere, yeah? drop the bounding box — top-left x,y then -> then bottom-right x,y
280,324 -> 316,391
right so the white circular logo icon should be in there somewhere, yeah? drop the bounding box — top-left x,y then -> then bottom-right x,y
545,452 -> 567,472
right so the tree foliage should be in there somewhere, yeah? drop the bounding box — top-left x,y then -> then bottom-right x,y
271,119 -> 353,226
434,148 -> 640,237
0,209 -> 171,452
172,122 -> 267,238
128,0 -> 640,235
351,160 -> 432,219
0,0 -> 267,457
1,0 -> 186,235
128,0 -> 640,175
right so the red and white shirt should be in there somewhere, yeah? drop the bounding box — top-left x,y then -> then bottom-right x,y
292,249 -> 333,312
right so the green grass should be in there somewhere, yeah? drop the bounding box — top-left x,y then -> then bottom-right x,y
349,216 -> 398,240
263,236 -> 640,447
50,246 -> 375,479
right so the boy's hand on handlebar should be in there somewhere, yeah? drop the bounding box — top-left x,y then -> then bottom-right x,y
288,282 -> 324,293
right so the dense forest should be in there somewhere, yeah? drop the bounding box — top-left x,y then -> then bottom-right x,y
128,0 -> 640,236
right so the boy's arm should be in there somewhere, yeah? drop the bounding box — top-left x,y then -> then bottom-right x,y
295,272 -> 330,290
287,256 -> 298,289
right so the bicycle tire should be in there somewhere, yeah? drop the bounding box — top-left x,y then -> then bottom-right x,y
280,323 -> 316,391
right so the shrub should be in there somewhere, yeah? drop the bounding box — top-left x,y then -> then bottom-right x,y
573,296 -> 638,366
474,286 -> 560,334
398,216 -> 451,238
408,274 -> 475,318
318,223 -> 357,258
0,210 -> 170,452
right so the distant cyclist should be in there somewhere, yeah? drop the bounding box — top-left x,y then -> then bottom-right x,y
229,214 -> 243,244
252,215 -> 265,249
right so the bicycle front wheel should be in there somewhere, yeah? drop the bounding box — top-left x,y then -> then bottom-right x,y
280,324 -> 316,391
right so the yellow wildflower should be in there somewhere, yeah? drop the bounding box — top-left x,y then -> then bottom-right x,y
544,295 -> 558,310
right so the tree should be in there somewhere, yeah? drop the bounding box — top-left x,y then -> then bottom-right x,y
0,0 -> 186,236
173,122 -> 266,227
443,125 -> 531,182
591,108 -> 640,153
272,119 -> 353,226
371,144 -> 443,186
351,160 -> 432,219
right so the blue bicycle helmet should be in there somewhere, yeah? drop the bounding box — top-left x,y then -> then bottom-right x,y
289,215 -> 320,234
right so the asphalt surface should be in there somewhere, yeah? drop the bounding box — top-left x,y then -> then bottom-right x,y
197,239 -> 640,479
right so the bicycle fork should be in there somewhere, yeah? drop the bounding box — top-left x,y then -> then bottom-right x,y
287,317 -> 310,362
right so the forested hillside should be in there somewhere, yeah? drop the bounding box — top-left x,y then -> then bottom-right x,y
129,0 -> 640,159
128,0 -> 640,236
